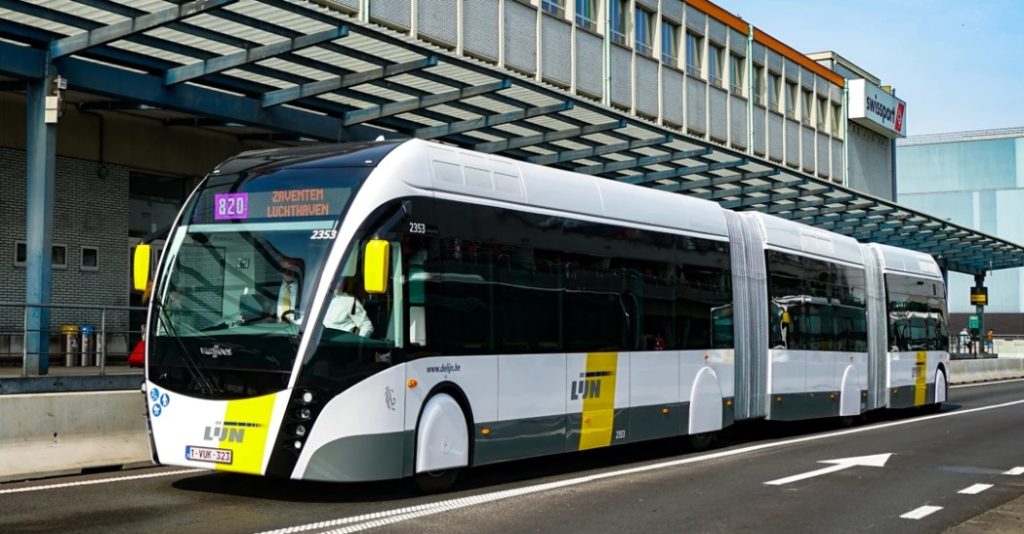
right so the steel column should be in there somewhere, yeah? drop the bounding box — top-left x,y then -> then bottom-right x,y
24,78 -> 57,375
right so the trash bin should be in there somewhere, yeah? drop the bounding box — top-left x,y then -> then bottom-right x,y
61,324 -> 79,367
80,324 -> 95,366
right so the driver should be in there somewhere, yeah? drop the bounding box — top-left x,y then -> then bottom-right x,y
277,257 -> 302,323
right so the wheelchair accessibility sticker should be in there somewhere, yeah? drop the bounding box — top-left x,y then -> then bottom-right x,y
150,388 -> 170,417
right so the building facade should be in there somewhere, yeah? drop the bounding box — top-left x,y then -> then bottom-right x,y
897,128 -> 1024,330
0,0 -> 909,357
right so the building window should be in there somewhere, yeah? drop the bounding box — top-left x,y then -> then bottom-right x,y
768,72 -> 780,111
817,97 -> 828,130
81,246 -> 99,271
786,81 -> 797,116
575,0 -> 598,32
685,32 -> 702,77
610,0 -> 628,46
52,244 -> 67,269
14,241 -> 68,268
708,43 -> 723,87
729,54 -> 745,95
542,0 -> 566,17
661,20 -> 678,66
753,65 -> 765,105
634,7 -> 654,56
802,89 -> 813,125
832,102 -> 843,136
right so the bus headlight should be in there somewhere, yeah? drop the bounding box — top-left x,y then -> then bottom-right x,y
301,391 -> 314,404
293,440 -> 303,450
297,408 -> 312,420
295,424 -> 306,437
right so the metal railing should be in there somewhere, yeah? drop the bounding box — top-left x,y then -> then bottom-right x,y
0,302 -> 147,377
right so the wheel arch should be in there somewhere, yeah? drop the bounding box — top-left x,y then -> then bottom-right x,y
414,381 -> 476,470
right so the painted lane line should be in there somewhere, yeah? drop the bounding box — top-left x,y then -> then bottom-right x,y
900,505 -> 942,520
958,483 -> 993,495
1004,467 -> 1024,476
764,453 -> 891,486
951,378 -> 1024,389
0,469 -> 201,495
255,398 -> 1024,534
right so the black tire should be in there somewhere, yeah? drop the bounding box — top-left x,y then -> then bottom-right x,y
414,468 -> 460,493
688,431 -> 716,451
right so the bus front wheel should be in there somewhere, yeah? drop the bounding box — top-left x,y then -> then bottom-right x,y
414,392 -> 469,493
414,468 -> 461,493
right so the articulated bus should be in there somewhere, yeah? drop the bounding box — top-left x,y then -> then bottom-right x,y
137,139 -> 949,491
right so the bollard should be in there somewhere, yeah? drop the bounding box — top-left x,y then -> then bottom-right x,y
80,324 -> 95,366
61,324 -> 79,367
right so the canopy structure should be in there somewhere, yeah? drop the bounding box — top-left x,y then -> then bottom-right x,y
2,0 -> 1022,276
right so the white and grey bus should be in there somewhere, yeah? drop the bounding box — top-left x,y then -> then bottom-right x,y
138,139 -> 949,491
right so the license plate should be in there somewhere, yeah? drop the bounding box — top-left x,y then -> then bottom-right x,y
185,445 -> 233,464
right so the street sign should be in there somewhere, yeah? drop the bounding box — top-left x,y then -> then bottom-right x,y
969,316 -> 979,329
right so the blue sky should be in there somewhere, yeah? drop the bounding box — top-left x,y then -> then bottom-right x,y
723,0 -> 1024,136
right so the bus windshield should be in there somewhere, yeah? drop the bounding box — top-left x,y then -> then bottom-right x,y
148,166 -> 370,398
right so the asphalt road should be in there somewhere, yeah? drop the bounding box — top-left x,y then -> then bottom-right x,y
2,379 -> 1024,534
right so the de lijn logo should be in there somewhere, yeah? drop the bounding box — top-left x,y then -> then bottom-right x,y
149,387 -> 170,417
570,371 -> 611,401
204,421 -> 260,443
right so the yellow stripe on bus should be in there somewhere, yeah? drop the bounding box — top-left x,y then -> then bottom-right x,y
578,352 -> 617,451
914,351 -> 928,406
216,393 -> 277,474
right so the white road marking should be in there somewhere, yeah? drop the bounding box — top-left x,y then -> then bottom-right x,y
1004,467 -> 1024,476
256,398 -> 1024,534
0,469 -> 201,495
764,453 -> 891,486
951,378 -> 1024,389
900,505 -> 942,520
958,483 -> 993,495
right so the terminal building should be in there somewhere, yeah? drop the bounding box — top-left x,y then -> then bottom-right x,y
898,128 -> 1024,334
0,0 -> 1014,368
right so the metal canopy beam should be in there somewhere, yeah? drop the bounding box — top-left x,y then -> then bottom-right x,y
673,169 -> 786,192
49,0 -> 236,58
343,79 -> 511,125
414,102 -> 573,140
474,120 -> 625,153
164,27 -> 348,85
617,154 -> 740,186
261,56 -> 437,108
765,194 -> 856,214
696,175 -> 790,200
49,52 -> 344,140
580,147 -> 713,176
526,135 -> 672,165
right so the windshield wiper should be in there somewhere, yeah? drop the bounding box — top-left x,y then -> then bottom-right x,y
154,299 -> 221,396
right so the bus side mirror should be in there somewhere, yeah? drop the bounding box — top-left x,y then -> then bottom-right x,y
133,244 -> 151,293
363,239 -> 390,294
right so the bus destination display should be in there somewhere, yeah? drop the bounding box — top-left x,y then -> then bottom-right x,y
212,188 -> 336,221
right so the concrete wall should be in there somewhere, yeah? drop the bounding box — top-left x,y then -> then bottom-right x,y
0,390 -> 150,482
949,358 -> 1024,384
